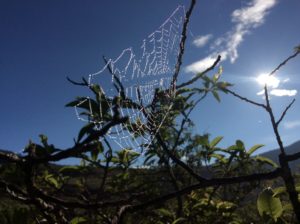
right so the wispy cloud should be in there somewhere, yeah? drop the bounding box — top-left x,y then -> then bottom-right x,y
284,120 -> 300,129
270,89 -> 297,97
185,56 -> 218,74
192,34 -> 213,48
257,89 -> 297,97
185,0 -> 277,73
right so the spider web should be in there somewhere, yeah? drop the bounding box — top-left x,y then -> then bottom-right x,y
75,6 -> 185,152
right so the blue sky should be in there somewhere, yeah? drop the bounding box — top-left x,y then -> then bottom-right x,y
0,0 -> 299,156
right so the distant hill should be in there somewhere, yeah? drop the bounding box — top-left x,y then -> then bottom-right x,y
260,140 -> 300,172
1,141 -> 300,172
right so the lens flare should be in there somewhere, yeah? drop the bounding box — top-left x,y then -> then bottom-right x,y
256,73 -> 280,88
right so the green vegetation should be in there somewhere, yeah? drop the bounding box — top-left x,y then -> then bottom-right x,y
1,0 -> 300,223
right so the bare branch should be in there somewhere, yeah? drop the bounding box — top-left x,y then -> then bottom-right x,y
285,151 -> 300,162
0,150 -> 24,163
66,76 -> 88,86
171,0 -> 197,91
32,185 -> 138,210
177,55 -> 221,89
122,168 -> 281,215
269,50 -> 300,76
0,179 -> 31,203
263,80 -> 300,220
276,99 -> 296,127
103,56 -> 126,99
226,89 -> 266,109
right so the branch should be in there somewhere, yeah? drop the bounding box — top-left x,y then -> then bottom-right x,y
66,76 -> 88,86
177,55 -> 221,89
0,179 -> 31,203
155,133 -> 207,182
123,168 -> 281,214
269,50 -> 300,76
32,185 -> 138,210
97,138 -> 113,200
276,99 -> 296,127
102,56 -> 126,99
80,116 -> 128,145
284,151 -> 300,162
171,0 -> 197,91
226,89 -> 267,109
35,116 -> 128,163
0,150 -> 24,163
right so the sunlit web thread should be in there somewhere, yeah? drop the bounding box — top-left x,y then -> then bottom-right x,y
75,5 -> 186,152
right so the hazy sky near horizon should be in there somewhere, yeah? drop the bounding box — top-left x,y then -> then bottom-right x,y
0,0 -> 299,156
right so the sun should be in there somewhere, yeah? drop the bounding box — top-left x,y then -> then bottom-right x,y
256,73 -> 280,88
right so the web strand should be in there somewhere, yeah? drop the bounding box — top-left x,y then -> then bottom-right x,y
74,6 -> 186,152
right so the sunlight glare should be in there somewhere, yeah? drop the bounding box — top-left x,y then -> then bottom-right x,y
256,73 -> 280,88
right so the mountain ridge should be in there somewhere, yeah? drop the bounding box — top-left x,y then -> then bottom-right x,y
260,140 -> 300,171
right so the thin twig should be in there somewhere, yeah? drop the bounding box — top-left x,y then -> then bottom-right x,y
97,138 -> 113,200
171,0 -> 197,92
226,89 -> 266,109
177,55 -> 221,89
276,99 -> 296,127
269,50 -> 300,76
103,56 -> 126,99
66,76 -> 88,86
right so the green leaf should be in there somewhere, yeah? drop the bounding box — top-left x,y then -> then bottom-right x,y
90,143 -> 103,161
172,218 -> 187,224
236,140 -> 245,150
77,123 -> 95,143
65,97 -> 87,107
216,201 -> 237,210
273,186 -> 300,197
216,81 -> 233,90
212,90 -> 221,102
90,84 -> 102,96
210,136 -> 223,148
248,144 -> 264,155
255,156 -> 278,167
70,217 -> 86,224
273,187 -> 287,197
283,204 -> 293,211
59,166 -> 80,173
210,153 -> 226,163
45,174 -> 59,188
195,134 -> 209,147
155,208 -> 174,218
213,73 -> 220,83
39,134 -> 48,147
257,188 -> 283,221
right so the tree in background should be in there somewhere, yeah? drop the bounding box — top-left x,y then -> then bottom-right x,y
0,0 -> 300,223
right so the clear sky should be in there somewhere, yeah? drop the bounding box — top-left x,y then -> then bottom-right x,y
0,0 -> 299,156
